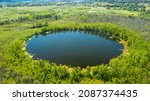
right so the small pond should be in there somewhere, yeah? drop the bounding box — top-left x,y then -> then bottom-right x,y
25,31 -> 123,67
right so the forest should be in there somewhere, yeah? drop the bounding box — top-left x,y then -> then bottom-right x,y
0,1 -> 150,84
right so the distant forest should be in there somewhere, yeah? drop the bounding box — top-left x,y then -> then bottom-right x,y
0,0 -> 150,3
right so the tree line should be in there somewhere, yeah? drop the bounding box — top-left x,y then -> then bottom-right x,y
0,22 -> 149,84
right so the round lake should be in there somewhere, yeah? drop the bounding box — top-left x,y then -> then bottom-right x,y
26,31 -> 123,67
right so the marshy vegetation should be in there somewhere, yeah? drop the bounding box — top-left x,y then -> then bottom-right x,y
0,1 -> 150,84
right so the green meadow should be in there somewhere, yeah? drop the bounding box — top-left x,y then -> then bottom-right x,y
0,3 -> 150,84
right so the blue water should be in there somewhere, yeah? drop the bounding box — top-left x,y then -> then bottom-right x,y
26,31 -> 123,67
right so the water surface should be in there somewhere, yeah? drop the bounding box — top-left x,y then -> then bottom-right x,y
26,31 -> 123,67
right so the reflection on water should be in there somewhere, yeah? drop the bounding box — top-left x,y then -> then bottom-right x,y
26,31 -> 123,67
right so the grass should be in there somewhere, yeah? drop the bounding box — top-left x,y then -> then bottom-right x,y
0,3 -> 150,84
0,5 -> 141,21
